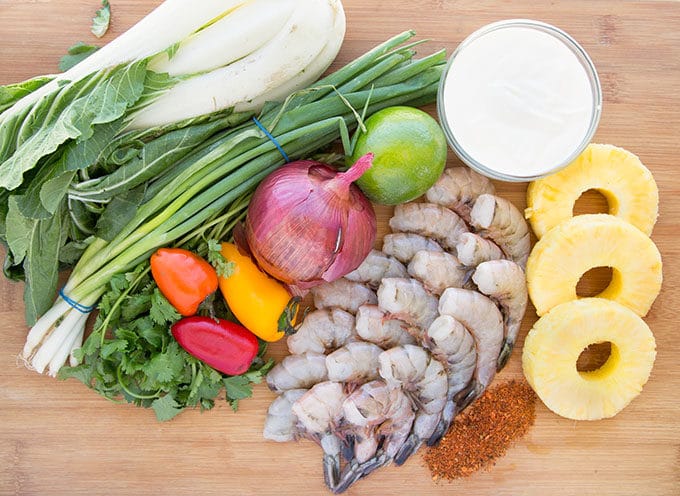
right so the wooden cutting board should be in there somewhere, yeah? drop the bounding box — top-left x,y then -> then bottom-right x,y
1,1 -> 679,495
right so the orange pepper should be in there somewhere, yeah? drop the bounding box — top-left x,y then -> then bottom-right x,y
218,242 -> 298,342
150,248 -> 218,316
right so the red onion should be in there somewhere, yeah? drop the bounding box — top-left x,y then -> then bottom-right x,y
244,153 -> 376,292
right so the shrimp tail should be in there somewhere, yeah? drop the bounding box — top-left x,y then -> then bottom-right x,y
340,434 -> 355,462
323,452 -> 341,492
497,338 -> 514,371
454,380 -> 482,413
393,433 -> 422,466
333,452 -> 388,494
425,400 -> 456,447
321,435 -> 342,491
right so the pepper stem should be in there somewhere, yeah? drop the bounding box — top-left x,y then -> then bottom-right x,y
277,297 -> 304,336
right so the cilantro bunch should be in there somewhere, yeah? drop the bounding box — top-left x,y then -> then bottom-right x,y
59,240 -> 273,421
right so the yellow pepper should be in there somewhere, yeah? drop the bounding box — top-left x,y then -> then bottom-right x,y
218,242 -> 298,342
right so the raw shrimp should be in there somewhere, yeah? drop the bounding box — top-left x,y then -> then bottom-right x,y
423,315 -> 477,445
325,342 -> 383,384
311,278 -> 377,314
266,352 -> 328,393
470,193 -> 531,267
378,345 -> 448,465
377,277 -> 439,331
389,202 -> 468,251
472,259 -> 528,370
382,232 -> 443,264
438,287 -> 504,408
425,166 -> 496,222
407,250 -> 469,295
456,232 -> 504,267
344,249 -> 408,289
263,389 -> 307,442
287,308 -> 356,355
292,381 -> 346,491
355,305 -> 418,348
335,380 -> 415,493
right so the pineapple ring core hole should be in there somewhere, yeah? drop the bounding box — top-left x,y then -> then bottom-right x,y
576,266 -> 614,297
572,189 -> 610,216
576,341 -> 612,372
577,341 -> 620,380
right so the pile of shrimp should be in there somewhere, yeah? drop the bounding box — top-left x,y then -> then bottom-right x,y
262,167 -> 530,493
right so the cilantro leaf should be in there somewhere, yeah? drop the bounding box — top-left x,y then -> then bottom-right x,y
149,288 -> 180,325
143,341 -> 185,384
57,363 -> 93,386
151,394 -> 183,422
223,375 -> 254,412
58,42 -> 99,72
91,0 -> 111,38
207,239 -> 234,277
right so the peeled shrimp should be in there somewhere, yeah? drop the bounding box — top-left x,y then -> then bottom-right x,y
377,277 -> 439,331
425,166 -> 496,222
423,315 -> 477,445
378,345 -> 448,465
472,259 -> 528,370
407,250 -> 469,295
292,381 -> 346,491
389,202 -> 468,252
456,232 -> 504,267
311,278 -> 377,314
263,389 -> 308,442
438,287 -> 504,407
344,249 -> 408,289
325,342 -> 383,384
287,308 -> 356,355
470,194 -> 531,267
355,305 -> 418,348
335,380 -> 415,493
382,232 -> 443,264
266,352 -> 328,393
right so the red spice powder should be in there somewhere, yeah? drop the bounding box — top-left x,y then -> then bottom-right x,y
424,379 -> 536,480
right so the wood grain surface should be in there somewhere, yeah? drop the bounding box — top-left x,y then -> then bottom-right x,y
1,1 -> 679,495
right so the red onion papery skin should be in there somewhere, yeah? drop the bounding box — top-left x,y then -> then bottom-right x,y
245,153 -> 376,293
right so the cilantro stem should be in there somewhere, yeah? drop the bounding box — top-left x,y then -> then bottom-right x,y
97,266 -> 151,347
116,364 -> 161,400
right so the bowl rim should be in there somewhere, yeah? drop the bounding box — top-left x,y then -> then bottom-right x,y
437,18 -> 603,182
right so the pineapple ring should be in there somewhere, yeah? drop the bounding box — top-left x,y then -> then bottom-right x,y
526,214 -> 662,317
525,143 -> 659,238
522,298 -> 656,420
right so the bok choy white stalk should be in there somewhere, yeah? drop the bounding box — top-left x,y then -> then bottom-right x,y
0,0 -> 345,189
0,0 -> 344,325
22,31 -> 447,377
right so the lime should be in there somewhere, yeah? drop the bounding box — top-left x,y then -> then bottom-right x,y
351,106 -> 447,205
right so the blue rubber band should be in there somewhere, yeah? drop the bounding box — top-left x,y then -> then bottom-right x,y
253,117 -> 289,162
59,287 -> 95,313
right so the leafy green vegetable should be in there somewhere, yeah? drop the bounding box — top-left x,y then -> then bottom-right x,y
207,239 -> 233,278
59,42 -> 100,72
0,59 -> 148,191
0,75 -> 54,114
91,0 -> 111,39
59,254 -> 274,421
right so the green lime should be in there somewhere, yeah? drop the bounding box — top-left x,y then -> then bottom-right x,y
351,106 -> 447,205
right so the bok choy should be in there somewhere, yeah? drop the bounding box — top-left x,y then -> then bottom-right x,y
0,0 -> 345,323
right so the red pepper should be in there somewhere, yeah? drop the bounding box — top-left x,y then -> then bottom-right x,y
150,248 -> 218,316
171,316 -> 258,375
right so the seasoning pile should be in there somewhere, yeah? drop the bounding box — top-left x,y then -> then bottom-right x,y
424,379 -> 536,480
